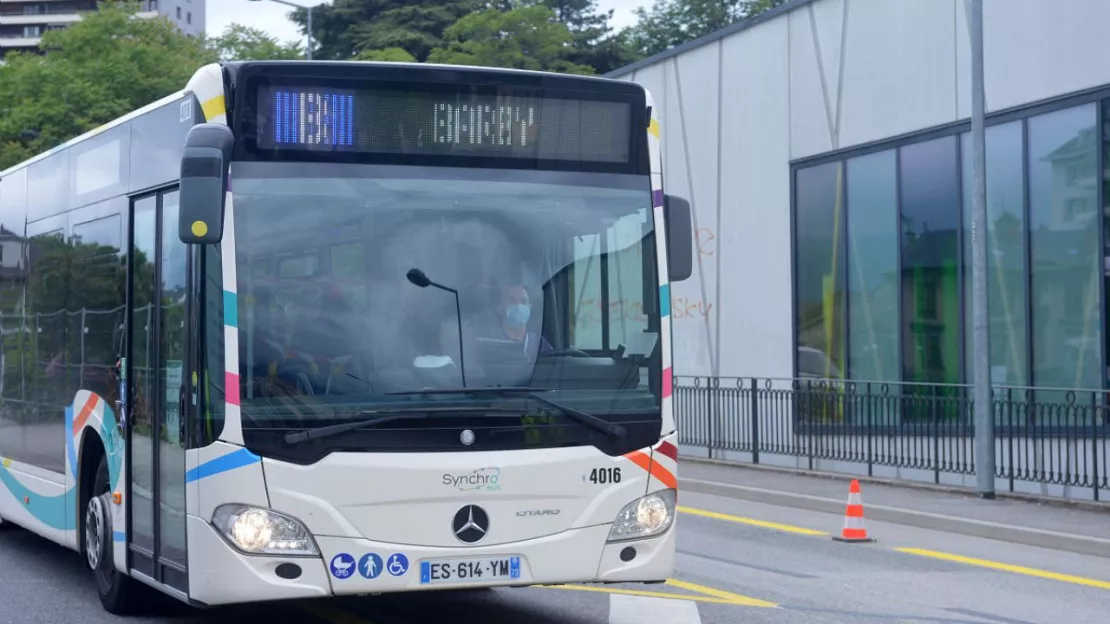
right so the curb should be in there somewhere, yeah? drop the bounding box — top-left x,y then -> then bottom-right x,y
679,474 -> 1110,559
680,455 -> 1110,512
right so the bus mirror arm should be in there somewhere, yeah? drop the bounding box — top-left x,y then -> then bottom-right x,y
179,123 -> 235,245
663,194 -> 693,282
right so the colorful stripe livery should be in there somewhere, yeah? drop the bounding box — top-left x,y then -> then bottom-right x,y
184,448 -> 261,484
622,434 -> 680,492
644,89 -> 676,438
0,391 -> 125,541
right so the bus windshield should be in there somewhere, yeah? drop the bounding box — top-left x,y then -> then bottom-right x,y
211,161 -> 662,454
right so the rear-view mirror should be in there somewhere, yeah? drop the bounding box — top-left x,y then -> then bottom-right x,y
179,123 -> 234,245
663,194 -> 693,282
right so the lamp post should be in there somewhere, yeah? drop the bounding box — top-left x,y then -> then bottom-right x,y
247,0 -> 320,60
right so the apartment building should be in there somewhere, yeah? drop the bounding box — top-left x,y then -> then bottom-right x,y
0,0 -> 205,58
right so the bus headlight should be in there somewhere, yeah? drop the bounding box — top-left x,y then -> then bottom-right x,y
607,489 -> 677,542
211,504 -> 319,557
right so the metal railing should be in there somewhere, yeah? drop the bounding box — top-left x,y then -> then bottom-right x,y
674,376 -> 1109,501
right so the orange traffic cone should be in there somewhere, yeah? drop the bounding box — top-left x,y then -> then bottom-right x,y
832,479 -> 874,543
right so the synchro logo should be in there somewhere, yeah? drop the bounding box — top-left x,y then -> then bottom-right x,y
442,467 -> 501,492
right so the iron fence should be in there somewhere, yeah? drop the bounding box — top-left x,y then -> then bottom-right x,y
674,376 -> 1110,501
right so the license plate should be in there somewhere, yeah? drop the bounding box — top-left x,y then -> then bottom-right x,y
419,556 -> 521,584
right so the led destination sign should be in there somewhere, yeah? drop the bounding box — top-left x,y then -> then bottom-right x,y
256,85 -> 634,164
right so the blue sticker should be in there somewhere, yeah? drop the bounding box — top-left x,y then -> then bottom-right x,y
358,553 -> 383,579
510,556 -> 521,579
386,553 -> 409,577
330,553 -> 356,579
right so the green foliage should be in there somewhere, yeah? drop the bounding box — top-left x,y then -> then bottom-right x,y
291,0 -> 480,62
352,47 -> 418,62
0,2 -> 309,171
541,0 -> 636,75
427,2 -> 595,74
0,1 -> 213,170
625,0 -> 788,57
205,23 -> 304,62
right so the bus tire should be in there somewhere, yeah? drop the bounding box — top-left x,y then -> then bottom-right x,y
86,454 -> 144,614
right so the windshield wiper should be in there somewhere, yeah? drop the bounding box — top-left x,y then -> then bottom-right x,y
387,387 -> 627,440
283,406 -> 508,445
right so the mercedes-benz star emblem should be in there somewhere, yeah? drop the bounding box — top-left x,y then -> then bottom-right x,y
452,505 -> 489,544
460,429 -> 476,446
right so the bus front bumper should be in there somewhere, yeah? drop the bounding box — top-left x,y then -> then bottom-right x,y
185,515 -> 676,606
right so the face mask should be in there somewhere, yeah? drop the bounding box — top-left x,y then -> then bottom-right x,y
505,303 -> 530,327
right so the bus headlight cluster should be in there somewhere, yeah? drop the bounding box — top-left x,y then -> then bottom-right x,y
607,489 -> 677,542
212,504 -> 318,557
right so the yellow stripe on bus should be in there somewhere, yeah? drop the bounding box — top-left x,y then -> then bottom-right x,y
201,95 -> 226,121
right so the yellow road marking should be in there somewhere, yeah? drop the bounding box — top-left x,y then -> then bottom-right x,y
544,582 -> 773,607
300,601 -> 380,624
679,505 -> 828,536
665,578 -> 778,607
897,548 -> 1110,590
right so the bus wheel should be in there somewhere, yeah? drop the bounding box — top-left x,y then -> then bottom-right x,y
86,454 -> 144,614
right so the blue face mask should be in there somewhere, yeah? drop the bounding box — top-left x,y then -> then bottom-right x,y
505,303 -> 530,327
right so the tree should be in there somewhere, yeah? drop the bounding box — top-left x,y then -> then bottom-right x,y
205,23 -> 304,62
352,47 -> 418,62
541,0 -> 636,75
0,2 -> 213,170
427,2 -> 594,74
625,0 -> 788,58
0,3 -> 312,171
290,0 -> 479,62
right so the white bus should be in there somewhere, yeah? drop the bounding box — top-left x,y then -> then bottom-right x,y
0,60 -> 693,613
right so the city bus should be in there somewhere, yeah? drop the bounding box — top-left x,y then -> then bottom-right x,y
0,60 -> 693,613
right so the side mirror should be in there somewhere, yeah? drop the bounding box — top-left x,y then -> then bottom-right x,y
179,123 -> 234,244
663,194 -> 693,282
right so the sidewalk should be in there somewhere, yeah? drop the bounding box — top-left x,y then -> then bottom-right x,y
678,458 -> 1110,558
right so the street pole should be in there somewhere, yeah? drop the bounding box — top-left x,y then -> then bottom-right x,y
969,0 -> 995,499
306,5 -> 313,60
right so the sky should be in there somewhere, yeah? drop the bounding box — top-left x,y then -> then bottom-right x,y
206,0 -> 645,43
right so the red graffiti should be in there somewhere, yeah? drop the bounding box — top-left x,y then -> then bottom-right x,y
671,296 -> 713,321
696,228 -> 715,257
574,296 -> 714,325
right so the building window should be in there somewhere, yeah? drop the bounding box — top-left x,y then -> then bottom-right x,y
176,7 -> 181,19
899,136 -> 961,387
187,12 -> 192,24
794,162 -> 846,380
793,99 -> 1110,400
845,149 -> 899,384
1028,104 -> 1101,398
960,121 -> 1028,389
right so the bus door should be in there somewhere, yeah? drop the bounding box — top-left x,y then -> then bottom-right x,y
126,188 -> 190,594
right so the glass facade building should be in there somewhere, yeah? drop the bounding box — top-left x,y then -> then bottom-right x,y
793,96 -> 1107,394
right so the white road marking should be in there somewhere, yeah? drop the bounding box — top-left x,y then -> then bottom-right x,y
609,594 -> 702,624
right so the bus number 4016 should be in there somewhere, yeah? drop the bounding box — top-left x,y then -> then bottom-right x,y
588,468 -> 621,484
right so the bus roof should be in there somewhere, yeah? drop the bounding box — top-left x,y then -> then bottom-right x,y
2,60 -> 649,181
222,59 -> 639,87
0,88 -> 189,180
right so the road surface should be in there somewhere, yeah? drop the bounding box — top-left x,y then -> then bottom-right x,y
2,488 -> 1106,623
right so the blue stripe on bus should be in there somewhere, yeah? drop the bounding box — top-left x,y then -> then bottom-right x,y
0,466 -> 73,530
659,284 -> 670,318
64,404 -> 78,481
223,291 -> 238,328
184,448 -> 261,484
113,531 -> 125,542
